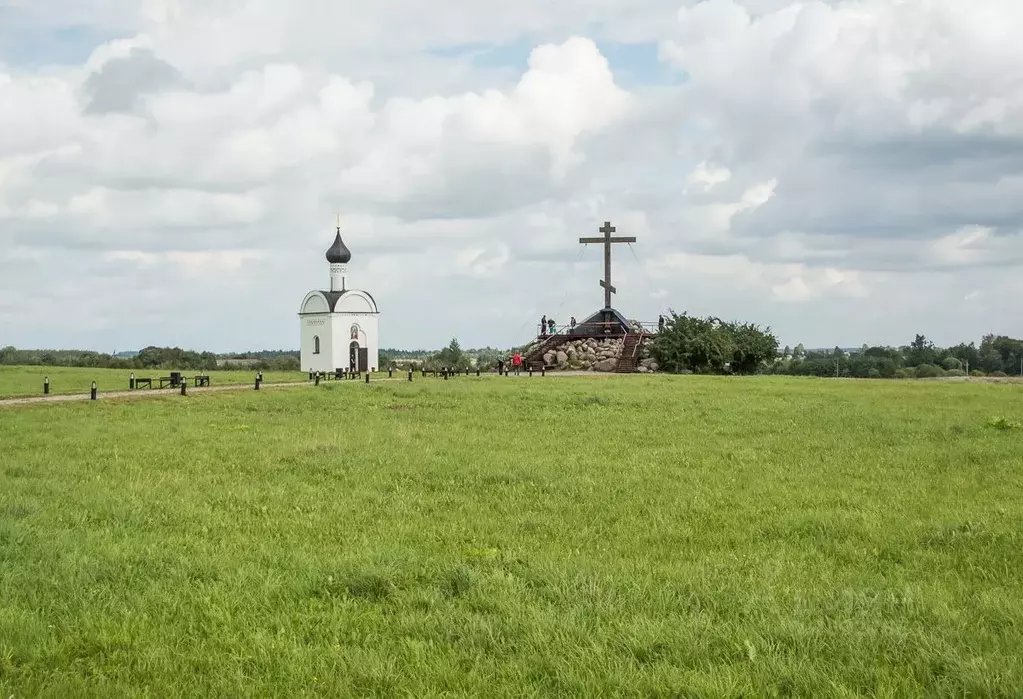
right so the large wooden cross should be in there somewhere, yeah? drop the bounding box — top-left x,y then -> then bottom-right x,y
579,221 -> 636,309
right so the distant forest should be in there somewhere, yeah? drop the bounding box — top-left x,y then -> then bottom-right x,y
2,329 -> 1021,377
768,333 -> 1023,379
0,343 -> 503,372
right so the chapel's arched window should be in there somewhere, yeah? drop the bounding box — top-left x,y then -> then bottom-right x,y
313,336 -> 321,354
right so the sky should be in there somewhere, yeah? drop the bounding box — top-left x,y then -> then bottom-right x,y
2,0 -> 1022,353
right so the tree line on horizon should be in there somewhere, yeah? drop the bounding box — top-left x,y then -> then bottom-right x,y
648,310 -> 1023,378
3,320 -> 1021,378
0,342 -> 508,373
0,346 -> 299,372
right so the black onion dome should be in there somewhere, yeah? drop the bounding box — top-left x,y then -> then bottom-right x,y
325,229 -> 352,264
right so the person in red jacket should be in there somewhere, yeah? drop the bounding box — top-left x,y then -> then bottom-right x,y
512,352 -> 522,376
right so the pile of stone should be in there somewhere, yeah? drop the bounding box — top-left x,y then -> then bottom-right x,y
542,337 -> 625,371
637,343 -> 660,373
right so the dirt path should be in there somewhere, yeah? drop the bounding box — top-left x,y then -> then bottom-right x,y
0,381 -> 312,408
0,371 -> 623,408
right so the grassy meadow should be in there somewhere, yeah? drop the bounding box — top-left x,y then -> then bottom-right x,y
1,374 -> 1022,697
0,365 -> 308,399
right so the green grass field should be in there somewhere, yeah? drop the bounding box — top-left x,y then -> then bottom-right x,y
1,375 -> 1021,697
0,365 -> 307,399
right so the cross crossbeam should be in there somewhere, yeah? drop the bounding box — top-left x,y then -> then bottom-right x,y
579,221 -> 636,309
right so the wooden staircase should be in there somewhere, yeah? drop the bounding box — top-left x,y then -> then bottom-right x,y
615,332 -> 644,373
523,334 -> 565,370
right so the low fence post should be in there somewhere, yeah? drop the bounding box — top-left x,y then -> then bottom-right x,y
44,377 -> 50,395
255,374 -> 261,391
408,369 -> 413,382
130,373 -> 135,390
365,373 -> 370,384
90,381 -> 97,400
181,380 -> 187,396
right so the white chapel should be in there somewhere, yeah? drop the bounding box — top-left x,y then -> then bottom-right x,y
298,223 -> 381,373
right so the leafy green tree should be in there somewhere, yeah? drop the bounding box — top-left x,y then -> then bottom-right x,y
648,312 -> 726,373
948,342 -> 980,371
980,348 -> 1004,373
942,356 -> 962,372
648,312 -> 776,375
907,334 -> 936,366
433,338 -> 466,369
473,348 -> 505,371
722,320 -> 779,374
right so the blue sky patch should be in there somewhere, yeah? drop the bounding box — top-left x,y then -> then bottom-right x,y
0,9 -> 111,68
428,39 -> 685,87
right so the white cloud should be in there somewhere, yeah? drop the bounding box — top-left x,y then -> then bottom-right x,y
105,249 -> 265,275
927,226 -> 992,266
2,0 -> 1023,353
686,160 -> 732,192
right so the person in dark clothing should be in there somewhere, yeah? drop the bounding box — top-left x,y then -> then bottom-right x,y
540,315 -> 547,338
548,318 -> 556,336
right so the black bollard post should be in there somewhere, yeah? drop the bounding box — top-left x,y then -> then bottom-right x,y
408,369 -> 413,382
130,373 -> 135,390
255,374 -> 261,391
476,367 -> 480,377
90,381 -> 97,400
541,366 -> 546,377
315,373 -> 320,386
181,380 -> 187,396
365,372 -> 370,384
388,368 -> 393,378
444,367 -> 449,380
529,366 -> 533,377
44,376 -> 50,395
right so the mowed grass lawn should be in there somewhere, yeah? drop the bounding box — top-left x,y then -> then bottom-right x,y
0,365 -> 307,399
1,375 -> 1021,697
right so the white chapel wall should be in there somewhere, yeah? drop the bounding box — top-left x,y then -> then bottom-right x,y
301,315 -> 332,372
